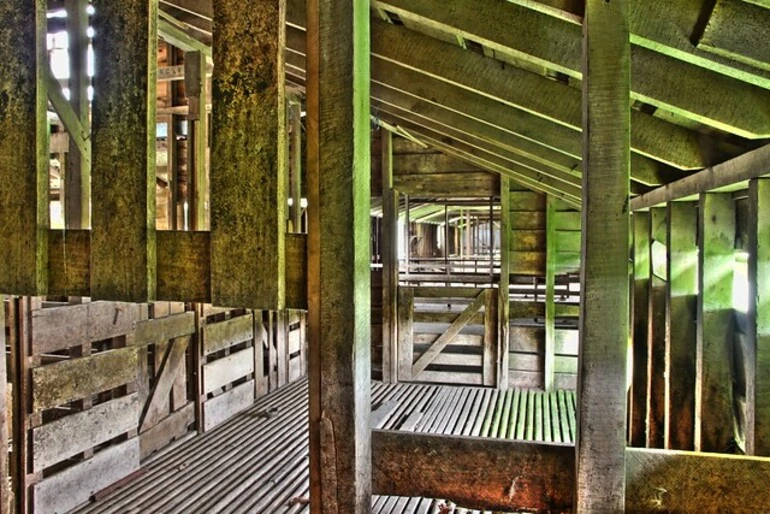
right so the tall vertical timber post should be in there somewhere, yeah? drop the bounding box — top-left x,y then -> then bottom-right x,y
185,50 -> 209,232
91,0 -> 157,301
64,0 -> 91,230
631,212 -> 650,446
544,195 -> 557,391
289,97 -> 303,233
576,0 -> 630,510
382,130 -> 399,383
696,193 -> 735,452
747,178 -> 770,455
665,201 -> 697,450
498,177 -> 510,389
0,0 -> 48,295
212,0 -> 287,309
307,0 -> 372,511
647,206 -> 667,448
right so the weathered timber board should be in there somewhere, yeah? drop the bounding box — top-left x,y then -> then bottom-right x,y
203,347 -> 255,394
203,313 -> 254,356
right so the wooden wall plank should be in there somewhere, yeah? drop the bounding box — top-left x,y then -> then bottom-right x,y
33,438 -> 140,514
747,178 -> 770,455
32,347 -> 138,412
156,231 -> 210,302
665,201 -> 697,450
631,212 -> 650,447
285,233 -> 308,310
202,347 -> 255,394
134,312 -> 196,347
33,393 -> 139,472
91,0 -> 157,301
48,229 -> 90,297
647,206 -> 667,448
203,379 -> 255,431
203,313 -> 254,355
306,0 -> 372,508
576,0 -> 631,510
211,0 -> 287,309
696,193 -> 736,453
0,0 -> 48,295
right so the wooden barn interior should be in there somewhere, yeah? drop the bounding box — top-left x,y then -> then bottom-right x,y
1,0 -> 770,512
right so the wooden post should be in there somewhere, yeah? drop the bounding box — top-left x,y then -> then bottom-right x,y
381,131 -> 399,383
185,50 -> 209,231
0,0 -> 48,295
747,179 -> 770,455
498,177 -> 510,389
665,201 -> 697,450
306,0 -> 371,511
211,0 -> 287,309
647,206 -> 667,448
696,193 -> 735,453
64,0 -> 91,230
630,212 -> 650,447
576,0 -> 630,510
0,297 -> 8,514
544,195 -> 557,391
91,0 -> 157,301
289,98 -> 303,233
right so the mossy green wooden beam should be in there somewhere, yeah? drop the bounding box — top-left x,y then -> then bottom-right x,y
381,131 -> 398,384
211,0 -> 287,310
185,50 -> 209,231
666,201 -> 697,451
576,0 -> 630,510
373,0 -> 770,138
696,193 -> 736,453
91,0 -> 157,302
306,0 -> 371,510
747,179 -> 770,456
0,0 -> 48,295
369,18 -> 704,170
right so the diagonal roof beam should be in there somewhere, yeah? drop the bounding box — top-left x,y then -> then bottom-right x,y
367,18 -> 709,171
285,30 -> 683,186
376,115 -> 583,207
372,0 -> 770,138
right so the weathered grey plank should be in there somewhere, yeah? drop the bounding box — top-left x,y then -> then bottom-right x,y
203,347 -> 255,394
211,0 -> 287,309
32,347 -> 138,412
576,0 -> 631,511
203,380 -> 255,431
91,0 -> 157,301
134,311 -> 195,347
203,313 -> 254,355
33,438 -> 140,514
0,0 -> 48,295
33,393 -> 139,472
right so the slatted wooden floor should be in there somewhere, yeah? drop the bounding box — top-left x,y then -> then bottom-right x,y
74,380 -> 576,514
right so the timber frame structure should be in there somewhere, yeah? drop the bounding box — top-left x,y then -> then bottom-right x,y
0,0 -> 770,512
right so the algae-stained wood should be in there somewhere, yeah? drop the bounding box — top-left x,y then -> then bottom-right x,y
381,131 -> 399,383
747,179 -> 770,456
306,0 -> 372,510
91,0 -> 157,302
211,0 -> 287,310
576,0 -> 630,511
666,201 -> 697,451
696,193 -> 736,453
0,0 -> 48,295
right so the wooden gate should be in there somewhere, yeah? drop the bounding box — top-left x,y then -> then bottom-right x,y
397,287 -> 498,386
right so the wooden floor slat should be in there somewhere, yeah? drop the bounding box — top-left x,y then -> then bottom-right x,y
73,379 -> 575,514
